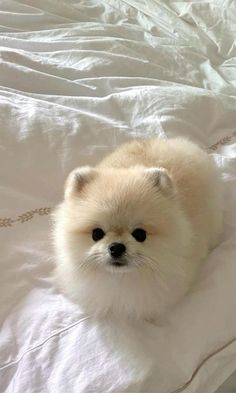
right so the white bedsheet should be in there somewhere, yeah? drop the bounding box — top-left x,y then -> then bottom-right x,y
0,1 -> 236,392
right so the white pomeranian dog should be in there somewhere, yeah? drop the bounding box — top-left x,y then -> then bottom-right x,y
53,138 -> 222,320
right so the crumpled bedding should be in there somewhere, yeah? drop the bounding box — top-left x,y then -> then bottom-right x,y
0,1 -> 236,392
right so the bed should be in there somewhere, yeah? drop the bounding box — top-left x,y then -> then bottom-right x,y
0,1 -> 236,392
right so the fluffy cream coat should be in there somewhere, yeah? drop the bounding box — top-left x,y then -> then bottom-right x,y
53,138 -> 222,320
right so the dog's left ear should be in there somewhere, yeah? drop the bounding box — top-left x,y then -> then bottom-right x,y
64,166 -> 96,199
144,167 -> 174,196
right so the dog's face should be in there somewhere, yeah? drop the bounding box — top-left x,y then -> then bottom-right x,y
59,166 -> 178,271
54,166 -> 194,319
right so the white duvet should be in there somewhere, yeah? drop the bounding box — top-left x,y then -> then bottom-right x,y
0,1 -> 236,392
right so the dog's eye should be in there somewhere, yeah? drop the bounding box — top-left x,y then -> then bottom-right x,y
132,228 -> 146,242
92,228 -> 105,241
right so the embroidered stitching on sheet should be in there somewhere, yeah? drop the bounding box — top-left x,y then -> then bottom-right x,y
0,208 -> 52,227
208,130 -> 236,151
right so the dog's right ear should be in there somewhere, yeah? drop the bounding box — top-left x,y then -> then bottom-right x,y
64,166 -> 96,199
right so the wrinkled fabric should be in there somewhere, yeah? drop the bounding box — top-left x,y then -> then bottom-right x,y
0,1 -> 236,392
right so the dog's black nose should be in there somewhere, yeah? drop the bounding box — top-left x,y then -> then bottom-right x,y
109,242 -> 126,259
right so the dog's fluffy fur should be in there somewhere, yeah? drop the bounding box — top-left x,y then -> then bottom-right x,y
53,138 -> 222,320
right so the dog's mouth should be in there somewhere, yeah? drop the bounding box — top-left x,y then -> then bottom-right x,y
87,252 -> 144,272
110,257 -> 128,267
106,256 -> 133,272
